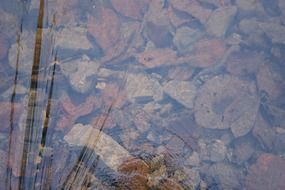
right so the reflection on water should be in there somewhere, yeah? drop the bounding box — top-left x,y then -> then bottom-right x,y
1,0 -> 285,189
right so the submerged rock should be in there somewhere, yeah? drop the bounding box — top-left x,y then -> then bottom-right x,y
279,0 -> 285,16
64,123 -> 131,171
87,6 -> 120,53
8,31 -> 35,73
185,152 -> 200,167
236,0 -> 263,11
231,137 -> 255,165
194,75 -> 259,137
163,80 -> 197,109
0,37 -> 8,60
111,0 -> 150,20
60,55 -> 100,93
206,6 -> 237,37
183,38 -> 226,68
0,10 -> 19,38
256,63 -> 284,100
226,50 -> 264,77
173,26 -> 202,53
64,123 -> 186,189
170,0 -> 212,24
239,18 -> 267,47
199,0 -> 231,7
258,22 -> 285,44
0,149 -> 7,186
55,26 -> 93,50
145,22 -> 173,48
253,114 -> 285,153
246,154 -> 285,190
136,48 -> 178,68
1,84 -> 28,99
126,73 -> 163,102
199,139 -> 227,162
207,163 -> 243,189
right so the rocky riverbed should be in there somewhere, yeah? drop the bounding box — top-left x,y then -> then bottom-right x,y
1,0 -> 285,189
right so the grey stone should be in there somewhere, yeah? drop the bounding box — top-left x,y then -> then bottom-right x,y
126,73 -> 163,102
199,139 -> 227,162
0,10 -> 19,38
64,123 -> 131,171
232,138 -> 255,165
236,0 -> 263,11
173,26 -> 202,52
180,168 -> 201,189
8,31 -> 35,73
226,51 -> 265,77
258,22 -> 285,44
208,163 -> 243,189
199,0 -> 231,7
253,115 -> 277,151
239,18 -> 260,34
239,18 -> 267,47
0,149 -> 7,186
229,94 -> 260,137
1,85 -> 28,99
163,80 -> 197,109
206,6 -> 237,37
279,0 -> 285,16
185,151 -> 200,167
194,75 -> 259,135
60,55 -> 100,93
56,26 -> 93,50
8,29 -> 55,73
253,114 -> 285,153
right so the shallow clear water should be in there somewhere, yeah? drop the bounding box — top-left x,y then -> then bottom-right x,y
1,0 -> 285,189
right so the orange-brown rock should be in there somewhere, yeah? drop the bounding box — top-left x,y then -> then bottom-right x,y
246,154 -> 285,190
88,6 -> 142,63
56,95 -> 98,131
88,6 -> 120,51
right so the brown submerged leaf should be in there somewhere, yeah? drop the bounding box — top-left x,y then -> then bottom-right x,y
117,158 -> 150,190
56,95 -> 98,131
